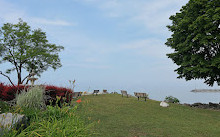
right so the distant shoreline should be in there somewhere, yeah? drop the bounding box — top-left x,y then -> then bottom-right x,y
191,89 -> 220,92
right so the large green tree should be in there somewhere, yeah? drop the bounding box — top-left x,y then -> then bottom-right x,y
0,19 -> 64,86
166,0 -> 220,86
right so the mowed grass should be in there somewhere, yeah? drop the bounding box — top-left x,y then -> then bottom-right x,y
77,94 -> 220,137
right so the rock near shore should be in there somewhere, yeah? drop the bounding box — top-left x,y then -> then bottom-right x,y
0,113 -> 28,134
184,102 -> 220,110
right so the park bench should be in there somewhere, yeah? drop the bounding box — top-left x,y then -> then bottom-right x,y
103,89 -> 108,94
93,90 -> 99,96
121,90 -> 128,98
72,92 -> 82,99
134,92 -> 148,101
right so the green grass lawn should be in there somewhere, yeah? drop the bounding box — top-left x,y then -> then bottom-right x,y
77,94 -> 220,137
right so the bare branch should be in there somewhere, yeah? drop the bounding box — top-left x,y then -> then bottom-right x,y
2,44 -> 19,72
21,73 -> 31,84
0,71 -> 15,86
8,45 -> 19,72
25,79 -> 29,85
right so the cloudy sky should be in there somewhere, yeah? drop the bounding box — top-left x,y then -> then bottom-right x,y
0,0 -> 219,103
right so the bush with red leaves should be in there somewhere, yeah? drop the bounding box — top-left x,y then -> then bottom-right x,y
0,83 -> 25,101
44,85 -> 73,106
0,83 -> 5,100
0,83 -> 73,104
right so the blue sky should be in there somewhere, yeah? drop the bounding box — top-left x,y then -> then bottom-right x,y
0,0 -> 220,103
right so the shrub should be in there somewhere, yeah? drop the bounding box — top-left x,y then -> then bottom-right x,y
11,101 -> 93,136
0,100 -> 10,113
0,83 -> 73,104
45,85 -> 73,105
165,96 -> 180,103
2,99 -> 93,137
0,83 -> 5,97
0,83 -> 26,101
16,86 -> 46,110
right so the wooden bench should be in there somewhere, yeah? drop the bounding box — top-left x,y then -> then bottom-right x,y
103,89 -> 108,94
121,90 -> 128,98
72,92 -> 82,99
134,92 -> 148,101
93,90 -> 99,96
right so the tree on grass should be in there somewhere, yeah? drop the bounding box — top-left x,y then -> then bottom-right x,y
0,19 -> 64,86
165,0 -> 220,86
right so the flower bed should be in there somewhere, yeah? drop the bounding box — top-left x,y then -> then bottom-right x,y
0,83 -> 73,104
0,83 -> 25,101
45,85 -> 73,105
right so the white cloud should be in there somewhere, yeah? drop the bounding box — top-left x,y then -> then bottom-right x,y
84,57 -> 99,63
65,63 -> 110,69
0,0 -> 25,23
0,0 -> 76,27
30,17 -> 76,26
120,38 -> 171,58
76,0 -> 188,35
128,0 -> 188,34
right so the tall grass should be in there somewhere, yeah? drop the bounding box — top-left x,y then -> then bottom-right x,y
15,104 -> 94,137
1,97 -> 94,136
0,100 -> 10,113
77,94 -> 220,137
16,86 -> 46,110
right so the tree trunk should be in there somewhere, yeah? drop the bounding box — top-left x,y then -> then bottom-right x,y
17,65 -> 23,85
18,72 -> 22,85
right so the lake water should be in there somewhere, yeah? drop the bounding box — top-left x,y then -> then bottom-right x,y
83,86 -> 220,104
127,90 -> 220,104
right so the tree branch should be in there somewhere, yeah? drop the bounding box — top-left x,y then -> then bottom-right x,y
21,73 -> 31,84
0,71 -> 15,86
2,44 -> 19,72
8,45 -> 19,72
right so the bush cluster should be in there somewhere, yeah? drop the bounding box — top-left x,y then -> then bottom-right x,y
0,83 -> 25,101
165,96 -> 180,103
0,83 -> 93,136
0,83 -> 73,104
45,85 -> 73,105
16,86 -> 46,110
1,97 -> 93,136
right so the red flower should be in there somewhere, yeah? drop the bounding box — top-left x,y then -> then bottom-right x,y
76,99 -> 82,103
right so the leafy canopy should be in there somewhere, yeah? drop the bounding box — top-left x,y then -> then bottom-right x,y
166,0 -> 220,86
0,19 -> 64,85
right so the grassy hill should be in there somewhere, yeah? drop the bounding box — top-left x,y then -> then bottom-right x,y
77,94 -> 220,137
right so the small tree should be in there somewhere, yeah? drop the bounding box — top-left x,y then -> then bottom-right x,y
165,0 -> 220,86
0,19 -> 64,86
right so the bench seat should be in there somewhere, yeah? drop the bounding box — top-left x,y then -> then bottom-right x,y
134,92 -> 148,101
121,90 -> 128,98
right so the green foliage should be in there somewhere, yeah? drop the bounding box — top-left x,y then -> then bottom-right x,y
2,99 -> 93,136
165,0 -> 220,86
16,86 -> 46,110
16,105 -> 93,137
0,100 -> 10,113
0,18 -> 64,85
164,96 -> 180,103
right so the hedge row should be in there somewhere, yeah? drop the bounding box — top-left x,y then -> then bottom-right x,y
0,83 -> 73,104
